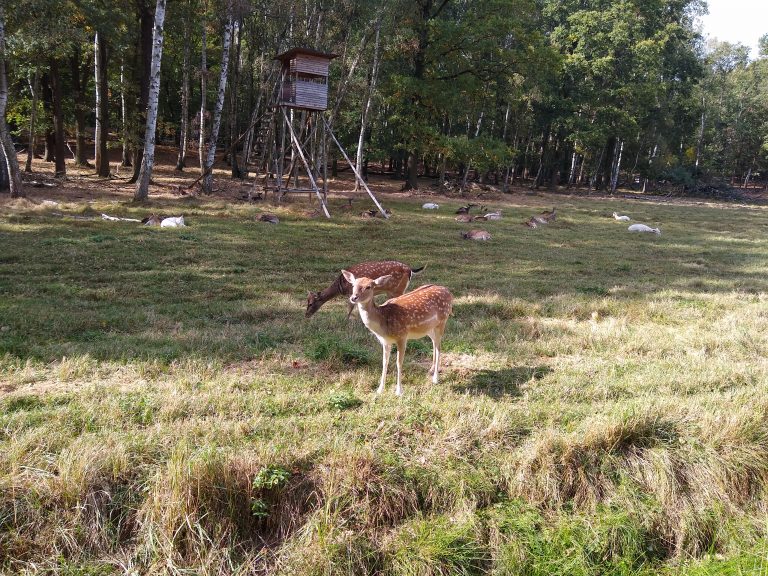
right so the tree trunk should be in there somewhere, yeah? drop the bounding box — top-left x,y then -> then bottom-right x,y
406,152 -> 419,190
198,20 -> 207,179
610,138 -> 623,194
25,71 -> 39,172
175,14 -> 191,171
120,63 -> 131,167
0,9 -> 23,196
354,17 -> 381,191
134,0 -> 167,201
201,14 -> 234,194
70,48 -> 92,167
49,58 -> 66,176
229,17 -> 242,179
94,32 -> 110,177
129,0 -> 154,184
40,73 -> 55,162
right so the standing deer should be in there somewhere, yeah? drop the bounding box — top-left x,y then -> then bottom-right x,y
342,270 -> 453,396
306,261 -> 425,318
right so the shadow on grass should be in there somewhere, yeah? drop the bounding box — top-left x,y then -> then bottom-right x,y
452,365 -> 552,399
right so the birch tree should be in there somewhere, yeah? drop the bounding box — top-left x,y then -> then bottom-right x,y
94,31 -> 110,177
175,12 -> 191,171
134,0 -> 167,200
354,16 -> 382,191
0,7 -> 23,197
201,10 -> 234,194
198,18 -> 207,176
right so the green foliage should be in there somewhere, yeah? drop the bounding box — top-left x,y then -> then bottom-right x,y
252,464 -> 291,491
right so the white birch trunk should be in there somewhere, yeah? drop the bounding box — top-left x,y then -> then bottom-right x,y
198,22 -> 207,177
134,0 -> 167,200
0,7 -> 23,197
120,62 -> 131,166
610,138 -> 623,194
354,18 -> 381,191
25,71 -> 39,172
202,14 -> 234,193
94,32 -> 112,175
176,14 -> 191,170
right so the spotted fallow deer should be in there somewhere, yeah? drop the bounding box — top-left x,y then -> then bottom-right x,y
342,270 -> 453,396
306,261 -> 425,318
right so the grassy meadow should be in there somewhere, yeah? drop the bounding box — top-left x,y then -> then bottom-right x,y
2,182 -> 768,575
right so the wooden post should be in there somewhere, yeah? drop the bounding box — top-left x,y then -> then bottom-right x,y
323,116 -> 388,219
281,107 -> 330,218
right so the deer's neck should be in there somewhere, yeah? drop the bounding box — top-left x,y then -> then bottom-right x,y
318,275 -> 346,304
357,299 -> 388,340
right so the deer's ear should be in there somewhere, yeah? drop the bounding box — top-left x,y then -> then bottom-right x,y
341,270 -> 356,285
374,274 -> 393,286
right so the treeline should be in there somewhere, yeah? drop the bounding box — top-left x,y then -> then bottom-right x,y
1,0 -> 767,199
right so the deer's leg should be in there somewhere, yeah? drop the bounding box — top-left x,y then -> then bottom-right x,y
429,328 -> 443,384
346,301 -> 355,319
378,343 -> 391,394
395,339 -> 407,396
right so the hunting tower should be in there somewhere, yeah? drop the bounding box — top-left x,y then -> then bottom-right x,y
275,48 -> 337,111
248,48 -> 387,219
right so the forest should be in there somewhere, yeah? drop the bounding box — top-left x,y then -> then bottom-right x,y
0,0 -> 766,199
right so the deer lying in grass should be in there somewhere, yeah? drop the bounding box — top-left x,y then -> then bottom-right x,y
306,261 -> 425,318
461,229 -> 491,241
342,270 -> 453,396
538,207 -> 556,222
628,223 -> 661,234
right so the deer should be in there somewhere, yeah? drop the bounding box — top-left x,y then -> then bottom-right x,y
461,229 -> 491,241
613,212 -> 630,221
538,207 -> 556,222
342,270 -> 453,396
455,203 -> 477,214
306,261 -> 425,318
628,223 -> 661,234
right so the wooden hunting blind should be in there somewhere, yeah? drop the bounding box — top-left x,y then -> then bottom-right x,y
275,48 -> 338,111
244,47 -> 386,219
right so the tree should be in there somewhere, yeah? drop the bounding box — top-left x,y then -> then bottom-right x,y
0,6 -> 23,197
134,0 -> 167,200
201,7 -> 234,194
94,30 -> 110,177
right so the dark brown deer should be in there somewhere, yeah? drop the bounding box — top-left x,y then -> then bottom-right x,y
306,261 -> 425,318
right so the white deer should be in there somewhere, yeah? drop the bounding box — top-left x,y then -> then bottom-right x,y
628,223 -> 661,234
342,270 -> 453,396
613,212 -> 631,221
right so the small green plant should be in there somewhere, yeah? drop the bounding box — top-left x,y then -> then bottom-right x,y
250,497 -> 270,518
328,390 -> 363,411
251,464 -> 292,519
252,464 -> 291,490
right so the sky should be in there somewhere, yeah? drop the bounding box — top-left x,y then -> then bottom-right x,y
698,0 -> 766,58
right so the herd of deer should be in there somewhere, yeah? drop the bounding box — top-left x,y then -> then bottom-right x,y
302,203 -> 559,395
302,202 -> 658,396
306,260 -> 450,396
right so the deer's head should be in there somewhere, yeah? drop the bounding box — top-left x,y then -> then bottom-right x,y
305,291 -> 322,317
342,271 -> 392,306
